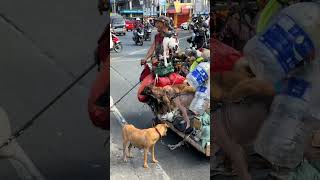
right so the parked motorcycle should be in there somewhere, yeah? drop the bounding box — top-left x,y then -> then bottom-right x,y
132,27 -> 144,46
111,32 -> 123,53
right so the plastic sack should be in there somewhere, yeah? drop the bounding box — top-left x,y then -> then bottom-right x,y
168,72 -> 185,85
137,72 -> 186,103
211,38 -> 242,72
88,25 -> 110,130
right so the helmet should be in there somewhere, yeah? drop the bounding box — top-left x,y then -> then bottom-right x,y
136,17 -> 141,21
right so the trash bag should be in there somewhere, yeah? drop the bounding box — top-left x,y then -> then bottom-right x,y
137,72 -> 186,103
211,38 -> 242,72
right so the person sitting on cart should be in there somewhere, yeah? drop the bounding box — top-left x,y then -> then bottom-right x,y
140,15 -> 176,70
139,16 -> 195,132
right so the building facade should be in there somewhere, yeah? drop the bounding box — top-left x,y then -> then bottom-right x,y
111,0 -> 144,17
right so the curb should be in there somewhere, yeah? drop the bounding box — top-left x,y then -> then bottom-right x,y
110,96 -> 170,180
110,135 -> 170,180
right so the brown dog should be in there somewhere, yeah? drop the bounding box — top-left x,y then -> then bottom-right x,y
122,123 -> 169,168
146,84 -> 196,129
212,60 -> 276,180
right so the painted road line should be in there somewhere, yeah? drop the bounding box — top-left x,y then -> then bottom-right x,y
110,96 -> 171,180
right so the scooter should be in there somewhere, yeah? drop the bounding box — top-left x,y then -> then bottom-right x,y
111,33 -> 123,53
133,27 -> 144,46
144,26 -> 152,41
187,19 -> 209,50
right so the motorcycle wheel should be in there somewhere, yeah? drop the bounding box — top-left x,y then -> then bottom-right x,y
114,43 -> 123,53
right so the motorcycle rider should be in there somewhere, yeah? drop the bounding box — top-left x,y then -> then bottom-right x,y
133,17 -> 144,37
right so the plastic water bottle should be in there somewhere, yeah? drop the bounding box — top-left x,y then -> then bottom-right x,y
186,62 -> 210,89
243,2 -> 320,84
189,85 -> 209,115
254,77 -> 312,168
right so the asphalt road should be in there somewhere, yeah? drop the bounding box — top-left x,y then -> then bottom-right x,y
110,29 -> 210,180
0,1 -> 108,180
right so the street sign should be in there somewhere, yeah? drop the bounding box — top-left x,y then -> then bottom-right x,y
159,0 -> 166,6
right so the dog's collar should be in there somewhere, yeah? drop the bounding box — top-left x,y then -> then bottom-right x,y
154,127 -> 162,138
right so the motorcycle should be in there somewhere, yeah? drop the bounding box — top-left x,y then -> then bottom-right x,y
111,32 -> 123,53
187,16 -> 210,50
132,27 -> 144,46
144,26 -> 152,41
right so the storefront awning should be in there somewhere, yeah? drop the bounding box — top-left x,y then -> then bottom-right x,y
167,6 -> 176,14
181,5 -> 192,14
167,3 -> 192,14
120,10 -> 143,14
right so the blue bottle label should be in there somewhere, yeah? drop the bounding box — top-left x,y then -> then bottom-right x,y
259,15 -> 315,74
197,86 -> 207,93
282,77 -> 310,99
191,67 -> 209,86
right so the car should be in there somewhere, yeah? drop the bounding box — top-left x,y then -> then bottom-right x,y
125,20 -> 134,31
180,22 -> 189,30
111,15 -> 126,36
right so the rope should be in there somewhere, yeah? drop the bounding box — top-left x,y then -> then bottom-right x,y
0,62 -> 98,150
160,129 -> 194,150
110,81 -> 140,109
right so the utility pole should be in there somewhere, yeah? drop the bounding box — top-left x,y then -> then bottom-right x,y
159,1 -> 162,16
151,0 -> 154,16
129,0 -> 133,17
113,0 -> 116,13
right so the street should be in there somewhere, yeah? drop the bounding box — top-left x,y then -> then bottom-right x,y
110,29 -> 210,180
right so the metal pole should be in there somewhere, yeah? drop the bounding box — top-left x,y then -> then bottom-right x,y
129,0 -> 132,17
113,0 -> 116,13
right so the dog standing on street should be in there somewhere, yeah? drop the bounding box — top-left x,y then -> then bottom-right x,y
122,123 -> 169,168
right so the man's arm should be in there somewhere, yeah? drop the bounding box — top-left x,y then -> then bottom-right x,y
141,40 -> 155,64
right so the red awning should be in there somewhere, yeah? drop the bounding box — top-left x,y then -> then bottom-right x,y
167,7 -> 176,14
181,5 -> 191,14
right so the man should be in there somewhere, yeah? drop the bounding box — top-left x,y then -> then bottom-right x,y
134,17 -> 144,29
133,17 -> 144,40
140,16 -> 172,68
138,16 -> 195,131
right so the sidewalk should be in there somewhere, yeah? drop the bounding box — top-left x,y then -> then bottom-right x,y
110,100 -> 170,180
110,134 -> 170,180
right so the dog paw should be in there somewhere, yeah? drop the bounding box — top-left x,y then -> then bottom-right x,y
143,164 -> 149,168
123,158 -> 128,162
152,159 -> 159,163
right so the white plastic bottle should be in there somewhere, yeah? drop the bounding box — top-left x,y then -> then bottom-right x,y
189,85 -> 209,115
254,75 -> 313,168
243,2 -> 320,83
186,62 -> 210,89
